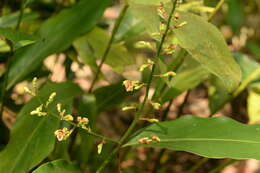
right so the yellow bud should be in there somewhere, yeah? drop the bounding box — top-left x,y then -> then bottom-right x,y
32,77 -> 38,91
122,106 -> 137,111
141,118 -> 159,123
150,101 -> 161,110
97,142 -> 104,154
63,114 -> 74,121
151,136 -> 161,142
175,21 -> 187,29
138,137 -> 153,144
23,86 -> 35,96
46,92 -> 57,107
154,71 -> 176,78
56,103 -> 62,113
134,41 -> 153,49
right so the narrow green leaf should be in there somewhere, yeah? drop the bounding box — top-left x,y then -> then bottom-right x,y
73,27 -> 133,73
0,27 -> 37,49
124,115 -> 260,160
33,159 -> 81,173
0,82 -> 83,173
7,0 -> 111,89
173,12 -> 241,92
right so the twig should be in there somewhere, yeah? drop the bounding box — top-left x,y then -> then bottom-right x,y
96,1 -> 179,172
88,4 -> 129,92
208,0 -> 225,22
16,0 -> 25,30
208,159 -> 237,173
176,90 -> 190,118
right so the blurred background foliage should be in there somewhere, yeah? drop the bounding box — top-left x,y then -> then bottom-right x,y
0,0 -> 260,173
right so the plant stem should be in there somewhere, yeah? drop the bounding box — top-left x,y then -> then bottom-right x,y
88,4 -> 129,92
208,159 -> 237,173
16,0 -> 25,30
96,1 -> 178,172
185,158 -> 209,173
208,0 -> 225,22
176,90 -> 190,118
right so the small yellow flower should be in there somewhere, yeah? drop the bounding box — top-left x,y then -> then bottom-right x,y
151,136 -> 161,142
139,59 -> 154,72
138,137 -> 153,144
77,116 -> 89,129
157,2 -> 168,19
30,104 -> 48,116
54,127 -> 73,141
123,80 -> 144,92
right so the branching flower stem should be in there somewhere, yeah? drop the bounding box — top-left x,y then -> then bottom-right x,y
34,96 -> 119,144
88,4 -> 129,92
96,1 -> 178,172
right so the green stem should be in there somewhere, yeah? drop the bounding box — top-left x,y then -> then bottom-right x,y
88,4 -> 129,92
208,0 -> 225,22
16,0 -> 25,30
96,1 -> 178,172
208,159 -> 237,173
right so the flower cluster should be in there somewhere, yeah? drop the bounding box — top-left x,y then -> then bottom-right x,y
138,135 -> 161,144
24,77 -> 91,142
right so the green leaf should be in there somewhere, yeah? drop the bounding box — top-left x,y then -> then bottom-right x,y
94,83 -> 131,113
209,53 -> 260,114
247,83 -> 260,124
0,82 -> 82,173
0,27 -> 37,49
73,27 -> 134,73
124,115 -> 260,160
7,0 -> 111,89
173,12 -> 241,92
161,55 -> 209,103
33,159 -> 81,173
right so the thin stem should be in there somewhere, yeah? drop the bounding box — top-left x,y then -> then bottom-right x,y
16,0 -> 25,30
96,1 -> 178,172
176,90 -> 190,118
88,4 -> 129,92
208,159 -> 237,173
208,0 -> 225,22
34,96 -> 119,144
185,158 -> 209,173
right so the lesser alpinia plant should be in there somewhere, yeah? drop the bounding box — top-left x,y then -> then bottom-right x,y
0,0 -> 260,172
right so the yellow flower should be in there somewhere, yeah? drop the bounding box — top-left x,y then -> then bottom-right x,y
54,127 -> 73,141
